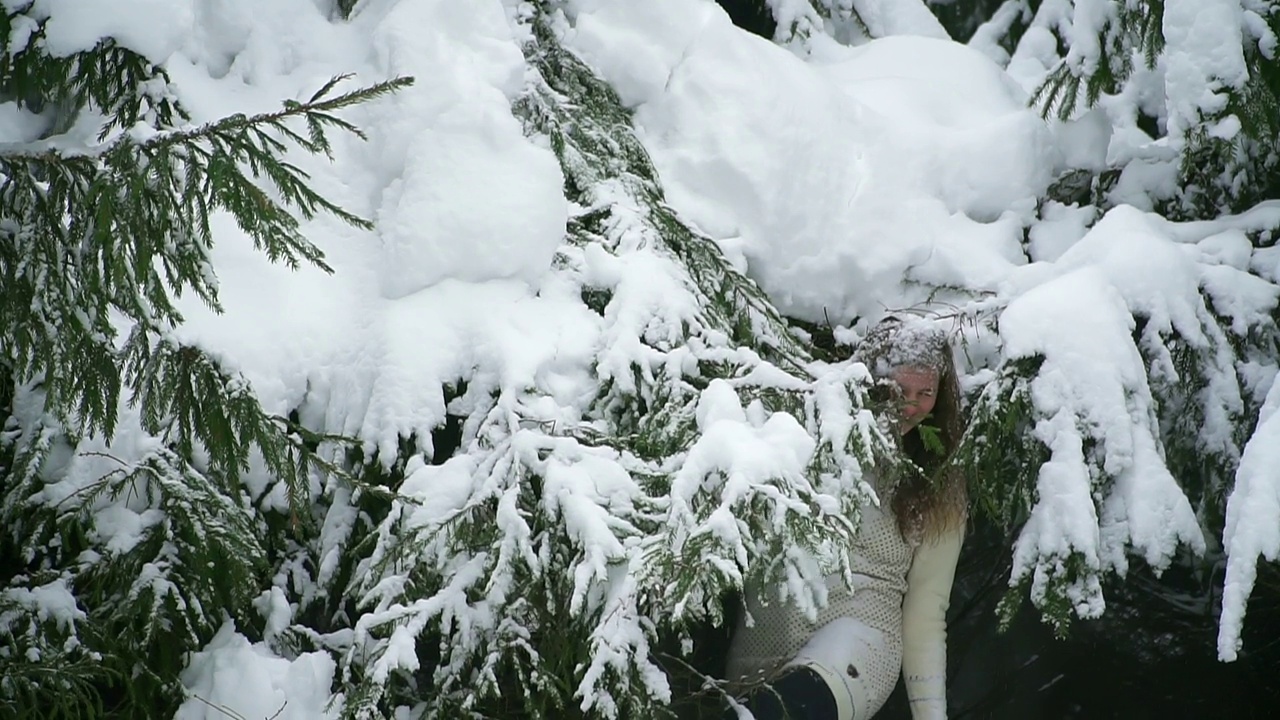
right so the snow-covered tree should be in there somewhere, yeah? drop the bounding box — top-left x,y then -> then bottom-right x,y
0,3 -> 407,717
718,0 -> 1276,647
318,10 -> 897,719
2,2 -> 890,718
948,0 -> 1280,657
3,0 -> 1280,718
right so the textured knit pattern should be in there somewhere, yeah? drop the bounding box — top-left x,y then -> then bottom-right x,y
726,489 -> 912,717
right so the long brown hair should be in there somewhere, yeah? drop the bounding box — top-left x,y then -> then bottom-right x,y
855,316 -> 968,541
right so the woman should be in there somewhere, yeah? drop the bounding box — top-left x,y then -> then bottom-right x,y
725,316 -> 968,720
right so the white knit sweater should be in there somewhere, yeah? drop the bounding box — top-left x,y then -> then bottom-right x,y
726,487 -> 965,719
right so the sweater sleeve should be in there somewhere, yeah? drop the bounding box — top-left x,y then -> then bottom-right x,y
900,523 -> 965,719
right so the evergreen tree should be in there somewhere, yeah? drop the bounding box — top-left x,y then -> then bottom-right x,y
948,0 -> 1280,652
327,8 -> 897,719
5,0 -> 1280,718
0,4 -> 408,717
2,2 -> 893,718
724,0 -> 1280,659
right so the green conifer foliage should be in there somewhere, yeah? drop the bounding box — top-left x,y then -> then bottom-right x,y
943,0 -> 1280,643
326,9 -> 895,719
0,4 -> 408,716
5,0 -> 1280,716
1022,0 -> 1280,218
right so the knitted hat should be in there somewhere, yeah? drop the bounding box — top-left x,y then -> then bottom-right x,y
853,315 -> 949,378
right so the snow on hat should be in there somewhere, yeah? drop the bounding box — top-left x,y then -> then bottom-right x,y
854,315 -> 949,378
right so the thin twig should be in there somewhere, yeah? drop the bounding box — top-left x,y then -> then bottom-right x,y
190,694 -> 250,720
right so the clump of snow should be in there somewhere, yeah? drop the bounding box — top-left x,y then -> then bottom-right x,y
1162,0 -> 1248,141
0,101 -> 49,143
567,1 -> 1057,322
156,0 -> 588,468
1062,0 -> 1114,80
999,267 -> 1203,614
1051,206 -> 1205,341
844,0 -> 950,40
1028,201 -> 1097,263
967,0 -> 1031,66
1,577 -> 85,633
1052,107 -> 1113,172
17,0 -> 194,60
364,0 -> 566,296
254,587 -> 294,642
566,0 -> 725,108
1219,373 -> 1280,661
1005,0 -> 1073,92
990,201 -> 1280,612
175,623 -> 340,720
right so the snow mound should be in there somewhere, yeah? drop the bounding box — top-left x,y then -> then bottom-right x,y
567,2 -> 1058,322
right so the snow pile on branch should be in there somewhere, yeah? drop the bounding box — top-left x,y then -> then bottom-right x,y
1219,371 -> 1280,660
6,1 -> 1280,718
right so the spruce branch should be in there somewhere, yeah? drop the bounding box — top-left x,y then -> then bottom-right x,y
1,22 -> 409,716
1025,0 -> 1280,217
1,69 -> 410,440
0,604 -> 111,720
0,444 -> 271,711
0,8 -> 186,138
332,13 -> 891,719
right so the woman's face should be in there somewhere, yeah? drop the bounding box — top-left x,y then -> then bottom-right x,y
891,366 -> 939,435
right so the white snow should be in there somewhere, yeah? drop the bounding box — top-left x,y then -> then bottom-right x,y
1063,0 -> 1113,80
1027,201 -> 1097,263
16,0 -> 194,60
847,0 -> 950,40
1162,0 -> 1248,140
999,265 -> 1204,605
1,577 -> 85,633
175,622 -> 341,720
568,0 -> 1057,322
0,100 -> 50,143
1219,372 -> 1280,661
18,0 -> 1280,713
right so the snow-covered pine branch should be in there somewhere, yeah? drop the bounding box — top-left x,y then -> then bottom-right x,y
588,0 -> 1280,663
4,0 -> 1280,717
968,0 -> 1280,217
0,3 -> 406,716
943,0 -> 1280,649
328,10 -> 893,718
0,571 -> 104,718
959,202 -> 1280,635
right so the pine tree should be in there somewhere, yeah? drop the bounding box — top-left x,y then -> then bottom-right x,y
7,0 -> 1280,718
928,0 -> 1280,648
729,0 -> 1280,658
324,7 -> 898,718
1,2 -> 899,719
0,4 -> 409,717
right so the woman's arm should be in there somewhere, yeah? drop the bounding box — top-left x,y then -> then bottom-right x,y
901,523 -> 965,719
